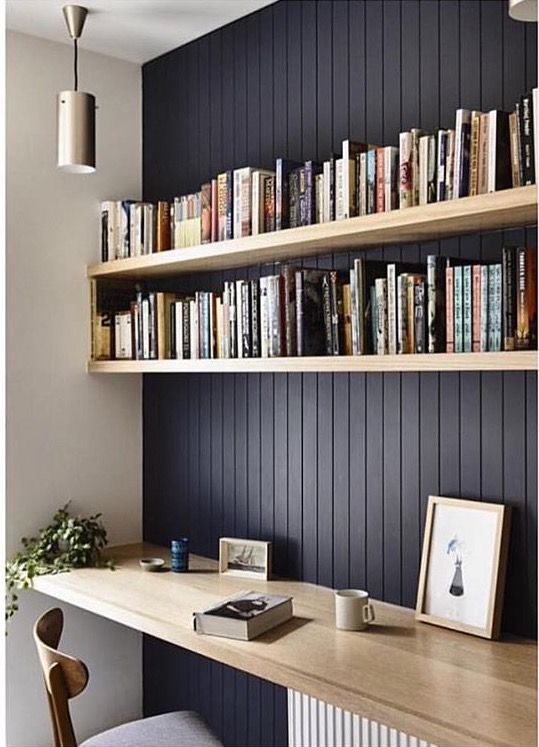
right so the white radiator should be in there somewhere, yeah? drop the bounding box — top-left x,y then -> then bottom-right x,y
287,690 -> 436,747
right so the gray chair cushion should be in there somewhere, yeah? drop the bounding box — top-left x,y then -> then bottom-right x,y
80,711 -> 222,747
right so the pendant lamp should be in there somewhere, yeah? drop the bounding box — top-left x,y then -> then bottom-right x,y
57,5 -> 96,173
508,0 -> 538,22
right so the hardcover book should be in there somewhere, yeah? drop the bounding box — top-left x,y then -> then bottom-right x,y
276,158 -> 302,230
193,591 -> 293,641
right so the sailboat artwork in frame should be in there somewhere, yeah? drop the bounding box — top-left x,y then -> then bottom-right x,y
219,538 -> 272,580
415,496 -> 511,640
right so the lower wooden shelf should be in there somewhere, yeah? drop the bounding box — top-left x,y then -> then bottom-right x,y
87,351 -> 538,374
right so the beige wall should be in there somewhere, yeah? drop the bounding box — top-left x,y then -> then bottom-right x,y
6,31 -> 143,747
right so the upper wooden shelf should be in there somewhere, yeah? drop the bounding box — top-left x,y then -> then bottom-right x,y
87,351 -> 538,374
32,543 -> 537,747
87,186 -> 537,280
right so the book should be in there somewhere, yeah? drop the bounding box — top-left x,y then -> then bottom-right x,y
516,247 -> 537,350
211,178 -> 218,242
383,146 -> 399,211
453,109 -> 472,198
509,112 -> 522,188
100,201 -> 116,262
488,264 -> 501,352
233,167 -> 254,238
252,169 -> 276,235
454,266 -> 463,353
193,591 -> 293,641
480,265 -> 489,353
463,265 -> 472,353
444,129 -> 455,200
342,140 -> 367,218
375,278 -> 388,354
477,113 -> 490,194
276,158 -> 302,230
323,154 -> 338,222
436,130 -> 448,202
427,255 -> 446,353
399,131 -> 413,208
397,274 -> 409,354
156,201 -> 171,252
519,92 -> 535,186
487,110 -> 511,192
419,134 -> 436,205
296,269 -> 326,356
410,128 -> 424,206
414,279 -> 426,354
315,173 -> 324,224
472,264 -> 482,353
217,171 -> 233,240
502,247 -> 517,351
445,266 -> 455,353
200,184 -> 212,244
342,284 -> 352,355
469,111 -> 482,196
303,160 -> 322,225
282,265 -> 298,356
376,147 -> 385,212
264,175 -> 276,232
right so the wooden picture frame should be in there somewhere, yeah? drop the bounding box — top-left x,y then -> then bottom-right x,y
416,496 -> 511,639
219,538 -> 272,580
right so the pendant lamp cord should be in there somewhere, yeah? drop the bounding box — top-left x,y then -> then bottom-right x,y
73,38 -> 78,91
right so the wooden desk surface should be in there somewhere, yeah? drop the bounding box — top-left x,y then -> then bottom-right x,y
32,543 -> 536,747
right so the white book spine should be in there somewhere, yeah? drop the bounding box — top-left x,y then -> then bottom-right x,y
342,158 -> 355,220
453,111 -> 463,198
141,299 -> 150,359
233,170 -> 242,238
323,161 -> 331,222
174,303 -> 182,359
359,153 -> 368,216
487,110 -> 496,193
397,275 -> 407,354
115,315 -> 122,358
375,278 -> 388,355
252,173 -> 260,235
350,269 -> 358,355
236,280 -> 244,358
419,136 -> 429,206
387,264 -> 397,355
335,159 -> 344,220
480,265 -> 489,352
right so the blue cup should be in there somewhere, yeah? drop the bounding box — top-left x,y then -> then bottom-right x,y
171,538 -> 189,572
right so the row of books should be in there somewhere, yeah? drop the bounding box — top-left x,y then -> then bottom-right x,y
91,248 -> 536,361
100,89 -> 537,262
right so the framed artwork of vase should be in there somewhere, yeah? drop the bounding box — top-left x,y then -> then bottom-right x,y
415,496 -> 511,640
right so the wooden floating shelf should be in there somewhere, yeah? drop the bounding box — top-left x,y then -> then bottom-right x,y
87,186 -> 537,280
87,351 -> 538,374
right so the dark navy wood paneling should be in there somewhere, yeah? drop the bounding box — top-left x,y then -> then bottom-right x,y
142,2 -> 537,744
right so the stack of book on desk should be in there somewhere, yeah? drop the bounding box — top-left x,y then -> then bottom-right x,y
193,591 -> 293,641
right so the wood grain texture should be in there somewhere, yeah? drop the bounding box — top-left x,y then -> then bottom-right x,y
33,543 -> 537,747
88,352 -> 538,374
87,186 -> 537,279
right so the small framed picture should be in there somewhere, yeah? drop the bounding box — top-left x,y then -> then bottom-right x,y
219,538 -> 272,580
416,496 -> 511,640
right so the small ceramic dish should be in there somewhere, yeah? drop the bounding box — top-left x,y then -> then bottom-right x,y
139,557 -> 165,572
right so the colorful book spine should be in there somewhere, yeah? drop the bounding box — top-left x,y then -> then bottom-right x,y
502,247 -> 516,351
480,266 -> 489,353
397,274 -> 408,354
445,266 -> 454,353
488,264 -> 501,351
436,130 -> 448,202
472,265 -> 482,353
399,132 -> 413,208
454,266 -> 463,352
444,129 -> 455,200
463,265 -> 472,353
366,149 -> 376,214
376,147 -> 385,213
468,111 -> 482,196
516,247 -> 537,349
387,264 -> 397,355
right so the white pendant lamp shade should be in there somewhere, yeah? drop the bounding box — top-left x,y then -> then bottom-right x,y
508,0 -> 538,21
57,90 -> 95,173
57,5 -> 96,173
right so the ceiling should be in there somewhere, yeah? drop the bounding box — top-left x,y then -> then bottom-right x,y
6,0 -> 275,64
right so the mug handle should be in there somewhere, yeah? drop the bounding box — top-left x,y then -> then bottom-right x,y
362,603 -> 375,624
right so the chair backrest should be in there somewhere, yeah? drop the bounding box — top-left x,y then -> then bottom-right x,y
33,608 -> 89,747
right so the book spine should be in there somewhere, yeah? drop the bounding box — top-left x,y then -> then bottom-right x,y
260,278 -> 269,357
315,173 -> 324,224
445,129 -> 455,200
264,176 -> 276,233
410,129 -> 423,206
509,112 -> 522,188
225,172 -> 233,239
472,265 -> 481,352
516,248 -> 530,349
479,266 -> 488,352
502,247 -> 516,351
477,114 -> 490,194
298,166 -> 308,226
376,148 -> 385,212
445,267 -> 454,353
369,286 -> 377,354
414,279 -> 426,354
383,146 -> 398,211
229,282 -> 237,358
283,267 -> 297,356
365,150 -> 375,214
419,136 -> 429,206
210,178 -> 218,242
375,278 -> 388,354
520,93 -> 535,185
251,281 -> 259,358
488,265 -> 498,351
469,112 -> 481,196
343,284 -> 352,355
494,264 -> 502,351
354,259 -> 366,354
397,274 -> 408,354
329,272 -> 341,355
241,170 -> 252,236
427,255 -> 445,354
406,276 -> 416,353
335,159 -> 344,220
233,170 -> 242,238
436,131 -> 447,202
463,265 -> 472,353
387,264 -> 397,355
288,169 -> 300,228
322,274 -> 332,355
241,282 -> 251,357
350,269 -> 358,355
454,266 -> 463,353
399,132 -> 413,208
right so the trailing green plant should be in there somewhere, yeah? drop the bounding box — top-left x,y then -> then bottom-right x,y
6,503 -> 115,621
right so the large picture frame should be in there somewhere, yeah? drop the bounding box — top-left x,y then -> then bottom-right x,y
219,537 -> 272,580
416,496 -> 511,639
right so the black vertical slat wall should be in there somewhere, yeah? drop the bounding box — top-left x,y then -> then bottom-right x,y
142,2 -> 537,745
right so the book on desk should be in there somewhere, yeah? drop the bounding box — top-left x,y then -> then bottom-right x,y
193,591 -> 293,641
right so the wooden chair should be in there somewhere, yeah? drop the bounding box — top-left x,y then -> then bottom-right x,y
34,608 -> 222,747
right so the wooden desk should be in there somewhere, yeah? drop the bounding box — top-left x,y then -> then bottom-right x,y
32,543 -> 536,747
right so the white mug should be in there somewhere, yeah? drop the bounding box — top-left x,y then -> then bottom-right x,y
335,589 -> 375,631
